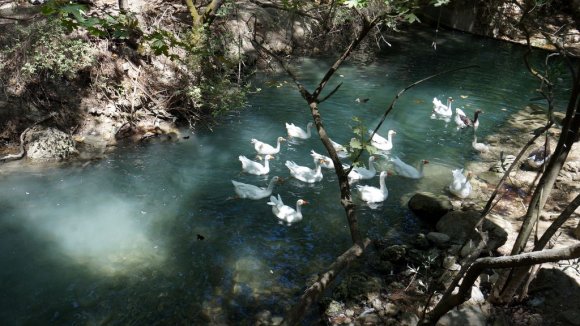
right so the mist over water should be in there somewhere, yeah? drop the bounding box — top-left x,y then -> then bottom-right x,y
0,28 -> 569,324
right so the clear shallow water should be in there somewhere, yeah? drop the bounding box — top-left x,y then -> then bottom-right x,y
0,29 -> 569,324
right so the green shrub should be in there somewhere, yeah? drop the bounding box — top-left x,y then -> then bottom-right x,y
1,19 -> 95,83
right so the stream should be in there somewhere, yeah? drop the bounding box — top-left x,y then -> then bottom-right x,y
0,28 -> 569,324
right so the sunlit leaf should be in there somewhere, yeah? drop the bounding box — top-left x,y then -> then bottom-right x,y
405,13 -> 420,24
350,138 -> 362,149
365,145 -> 377,155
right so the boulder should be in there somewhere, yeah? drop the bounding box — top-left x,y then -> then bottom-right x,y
413,233 -> 431,250
435,211 -> 509,252
408,192 -> 453,224
24,126 -> 77,161
426,232 -> 451,247
379,245 -> 407,262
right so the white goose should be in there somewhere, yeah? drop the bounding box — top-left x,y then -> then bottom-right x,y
231,176 -> 281,200
252,137 -> 286,155
286,122 -> 313,139
310,150 -> 334,169
449,169 -> 473,198
357,171 -> 390,204
369,129 -> 396,151
348,156 -> 377,183
455,108 -> 472,130
472,135 -> 490,153
390,157 -> 429,179
267,194 -> 307,224
285,159 -> 324,183
239,154 -> 273,175
432,97 -> 453,117
330,138 -> 348,158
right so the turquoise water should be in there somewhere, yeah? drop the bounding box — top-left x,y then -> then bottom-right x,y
0,29 -> 568,324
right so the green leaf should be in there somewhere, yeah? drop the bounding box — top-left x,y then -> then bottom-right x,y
405,13 -> 420,24
365,145 -> 377,155
342,0 -> 367,9
350,138 -> 362,149
430,0 -> 450,7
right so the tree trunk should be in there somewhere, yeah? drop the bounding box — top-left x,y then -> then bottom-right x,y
118,0 -> 128,12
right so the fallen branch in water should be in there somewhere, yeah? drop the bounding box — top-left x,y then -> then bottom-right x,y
282,238 -> 372,326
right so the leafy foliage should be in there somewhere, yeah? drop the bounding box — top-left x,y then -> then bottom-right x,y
36,0 -> 248,122
1,19 -> 95,81
347,116 -> 378,161
41,0 -> 140,40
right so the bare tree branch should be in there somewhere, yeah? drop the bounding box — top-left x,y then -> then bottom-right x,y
282,238 -> 372,326
422,242 -> 580,325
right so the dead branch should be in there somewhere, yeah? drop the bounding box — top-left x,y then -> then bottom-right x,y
421,242 -> 580,325
0,112 -> 57,163
282,238 -> 372,326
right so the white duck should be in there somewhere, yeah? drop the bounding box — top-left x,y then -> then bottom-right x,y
369,129 -> 396,151
432,97 -> 453,117
454,108 -> 472,129
472,135 -> 490,153
448,169 -> 473,198
357,171 -> 390,204
267,194 -> 307,224
252,137 -> 286,155
286,122 -> 313,139
231,176 -> 281,200
330,138 -> 349,158
311,150 -> 334,169
239,154 -> 273,175
285,159 -> 324,183
390,157 -> 429,179
348,156 -> 377,183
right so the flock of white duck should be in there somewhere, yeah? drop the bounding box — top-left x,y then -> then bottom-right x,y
230,96 -> 511,225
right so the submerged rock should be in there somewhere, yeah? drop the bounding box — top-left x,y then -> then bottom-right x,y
426,232 -> 451,247
408,192 -> 453,224
435,211 -> 509,252
379,245 -> 407,262
332,272 -> 383,301
413,233 -> 431,250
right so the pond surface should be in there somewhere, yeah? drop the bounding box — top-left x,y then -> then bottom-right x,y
0,28 -> 567,324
